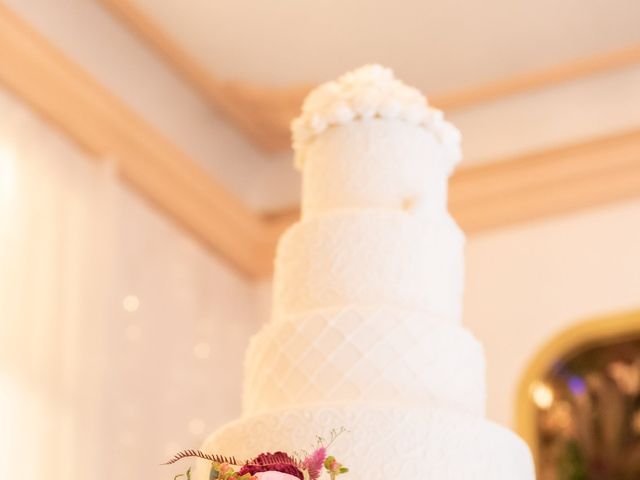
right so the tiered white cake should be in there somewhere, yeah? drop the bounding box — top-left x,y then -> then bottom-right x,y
194,65 -> 535,479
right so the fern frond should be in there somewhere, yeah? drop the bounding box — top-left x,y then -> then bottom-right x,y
163,449 -> 241,466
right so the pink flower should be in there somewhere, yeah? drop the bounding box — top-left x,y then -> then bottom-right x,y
255,472 -> 301,480
302,447 -> 327,480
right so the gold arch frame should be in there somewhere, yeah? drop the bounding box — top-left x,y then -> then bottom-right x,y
515,308 -> 640,470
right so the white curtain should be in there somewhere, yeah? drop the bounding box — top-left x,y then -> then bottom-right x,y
0,89 -> 261,480
0,89 -> 117,479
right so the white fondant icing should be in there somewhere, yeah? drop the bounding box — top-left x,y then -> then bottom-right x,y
273,210 -> 464,320
192,405 -> 535,480
301,119 -> 449,224
243,306 -> 485,416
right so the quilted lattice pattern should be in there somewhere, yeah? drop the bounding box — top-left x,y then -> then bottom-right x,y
192,405 -> 535,480
273,210 -> 464,319
243,307 -> 485,416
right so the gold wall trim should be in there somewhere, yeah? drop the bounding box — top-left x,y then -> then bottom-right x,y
99,0 -> 640,152
515,309 -> 640,470
2,3 -> 640,278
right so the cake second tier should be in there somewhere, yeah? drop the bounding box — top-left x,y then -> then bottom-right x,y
273,210 -> 464,320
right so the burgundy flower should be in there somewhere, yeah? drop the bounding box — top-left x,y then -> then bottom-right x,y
239,452 -> 303,480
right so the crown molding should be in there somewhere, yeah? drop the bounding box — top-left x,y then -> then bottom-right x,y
449,129 -> 640,232
432,43 -> 640,110
2,3 -> 640,279
0,2 -> 268,277
99,0 -> 311,152
99,0 -> 640,153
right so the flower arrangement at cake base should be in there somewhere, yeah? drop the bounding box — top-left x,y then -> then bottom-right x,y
164,430 -> 349,480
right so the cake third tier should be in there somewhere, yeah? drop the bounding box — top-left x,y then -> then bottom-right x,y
243,306 -> 486,417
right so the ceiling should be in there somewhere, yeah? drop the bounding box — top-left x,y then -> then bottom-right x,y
131,0 -> 640,93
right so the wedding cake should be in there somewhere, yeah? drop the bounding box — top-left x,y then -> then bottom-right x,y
192,65 -> 535,479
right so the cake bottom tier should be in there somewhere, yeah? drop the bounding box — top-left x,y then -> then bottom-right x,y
192,404 -> 534,480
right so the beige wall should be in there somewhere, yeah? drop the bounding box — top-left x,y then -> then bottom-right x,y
465,199 -> 640,426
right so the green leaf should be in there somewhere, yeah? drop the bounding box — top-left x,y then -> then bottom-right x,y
210,465 -> 220,480
324,456 -> 335,469
175,468 -> 192,480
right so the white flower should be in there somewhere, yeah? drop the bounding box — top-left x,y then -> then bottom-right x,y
351,88 -> 379,119
422,108 -> 444,129
378,100 -> 402,119
309,115 -> 327,134
401,103 -> 427,124
291,64 -> 461,169
440,121 -> 462,144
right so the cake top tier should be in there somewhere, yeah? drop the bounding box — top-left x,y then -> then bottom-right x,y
291,64 -> 461,170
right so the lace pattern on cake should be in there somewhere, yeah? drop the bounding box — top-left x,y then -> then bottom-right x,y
273,210 -> 464,319
193,405 -> 535,480
300,120 -> 449,222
